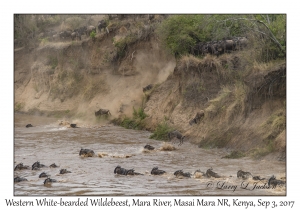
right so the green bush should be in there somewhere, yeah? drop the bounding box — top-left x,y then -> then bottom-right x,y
133,107 -> 147,120
119,107 -> 147,130
90,31 -> 96,40
158,14 -> 286,60
150,121 -> 173,140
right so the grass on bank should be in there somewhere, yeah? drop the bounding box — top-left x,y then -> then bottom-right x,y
149,121 -> 173,141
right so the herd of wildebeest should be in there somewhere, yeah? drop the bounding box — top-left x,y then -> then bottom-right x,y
37,19 -> 108,42
14,147 -> 286,189
15,86 -> 285,190
189,36 -> 248,56
36,15 -> 156,42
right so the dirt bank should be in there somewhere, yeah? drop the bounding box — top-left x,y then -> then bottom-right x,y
14,15 -> 286,160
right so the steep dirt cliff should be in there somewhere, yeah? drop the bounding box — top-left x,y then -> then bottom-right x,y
14,15 -> 286,160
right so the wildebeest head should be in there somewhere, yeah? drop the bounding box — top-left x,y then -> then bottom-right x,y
44,177 -> 57,185
39,172 -> 48,178
114,166 -> 121,174
60,169 -> 71,174
32,161 -> 40,170
14,176 -> 28,183
79,148 -> 95,157
144,144 -> 155,150
206,167 -> 221,178
49,163 -> 58,168
174,170 -> 183,176
14,163 -> 29,171
151,167 -> 166,175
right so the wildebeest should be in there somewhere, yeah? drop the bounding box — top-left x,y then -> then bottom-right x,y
125,169 -> 144,175
268,175 -> 286,188
174,170 -> 191,178
143,84 -> 153,92
71,31 -> 81,41
44,177 -> 57,185
97,20 -> 107,33
14,176 -> 28,183
14,163 -> 29,171
189,110 -> 205,125
222,39 -> 236,53
39,172 -> 48,178
144,144 -> 155,150
236,37 -> 248,50
95,109 -> 111,116
52,34 -> 60,42
70,124 -> 77,128
114,166 -> 128,175
32,161 -> 46,170
193,169 -> 206,178
86,25 -> 96,36
148,14 -> 155,22
190,36 -> 248,56
60,169 -> 71,174
237,170 -> 253,179
151,167 -> 166,175
79,148 -> 95,157
252,176 -> 266,181
168,130 -> 185,146
26,124 -> 33,128
74,26 -> 87,36
206,167 -> 221,178
49,163 -> 59,168
59,30 -> 72,40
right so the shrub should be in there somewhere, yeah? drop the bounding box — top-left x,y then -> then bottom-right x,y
150,121 -> 173,141
90,31 -> 96,40
133,107 -> 147,120
158,14 -> 286,60
118,107 -> 147,130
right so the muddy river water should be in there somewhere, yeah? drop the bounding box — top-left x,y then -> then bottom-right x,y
14,113 -> 286,196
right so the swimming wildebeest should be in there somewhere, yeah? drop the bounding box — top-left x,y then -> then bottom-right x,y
189,110 -> 205,125
70,124 -> 77,128
125,169 -> 144,176
26,124 -> 33,128
206,167 -> 221,178
39,172 -> 48,178
151,167 -> 166,175
144,144 -> 155,150
95,109 -> 111,116
14,176 -> 28,183
168,130 -> 185,146
44,177 -> 57,185
268,175 -> 286,188
14,163 -> 29,171
79,148 -> 95,157
49,163 -> 59,168
237,170 -> 253,179
32,161 -> 46,170
252,176 -> 266,181
174,170 -> 191,178
143,84 -> 153,92
114,166 -> 128,175
193,169 -> 207,178
60,169 -> 71,174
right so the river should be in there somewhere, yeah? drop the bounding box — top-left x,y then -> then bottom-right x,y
14,113 -> 286,196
